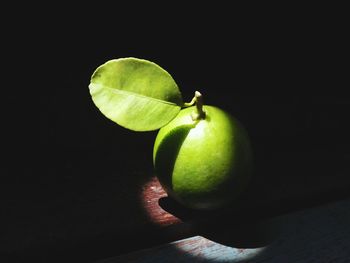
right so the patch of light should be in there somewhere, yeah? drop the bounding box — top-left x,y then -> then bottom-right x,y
187,121 -> 205,139
173,236 -> 267,262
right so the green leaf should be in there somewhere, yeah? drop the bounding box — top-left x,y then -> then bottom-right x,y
89,57 -> 183,131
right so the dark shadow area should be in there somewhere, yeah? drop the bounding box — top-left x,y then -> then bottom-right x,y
159,194 -> 279,248
199,219 -> 279,249
1,139 -> 163,262
158,195 -> 207,220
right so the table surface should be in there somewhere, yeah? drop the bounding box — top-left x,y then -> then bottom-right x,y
97,197 -> 350,263
2,143 -> 350,262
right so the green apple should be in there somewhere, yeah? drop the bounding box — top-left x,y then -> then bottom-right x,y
153,92 -> 253,210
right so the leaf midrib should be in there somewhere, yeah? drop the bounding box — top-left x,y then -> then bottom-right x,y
89,83 -> 181,107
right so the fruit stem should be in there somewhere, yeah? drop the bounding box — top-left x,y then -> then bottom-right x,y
192,91 -> 206,121
183,91 -> 206,120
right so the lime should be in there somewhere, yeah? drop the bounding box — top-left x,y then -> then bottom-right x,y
153,103 -> 253,210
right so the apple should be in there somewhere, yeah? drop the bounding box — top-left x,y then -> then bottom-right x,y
153,92 -> 253,210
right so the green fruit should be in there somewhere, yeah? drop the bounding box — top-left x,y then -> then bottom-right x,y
153,104 -> 253,210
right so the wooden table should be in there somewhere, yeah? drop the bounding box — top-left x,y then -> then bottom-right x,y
3,141 -> 350,262
97,198 -> 350,262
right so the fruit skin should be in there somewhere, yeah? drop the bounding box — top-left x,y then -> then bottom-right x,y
153,105 -> 253,210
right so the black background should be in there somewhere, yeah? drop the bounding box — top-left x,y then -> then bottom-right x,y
36,15 -> 348,170
3,9 -> 349,262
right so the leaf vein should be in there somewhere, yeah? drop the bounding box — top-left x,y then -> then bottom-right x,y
89,83 -> 181,107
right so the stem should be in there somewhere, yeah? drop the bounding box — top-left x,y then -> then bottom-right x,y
183,91 -> 206,120
194,91 -> 205,120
